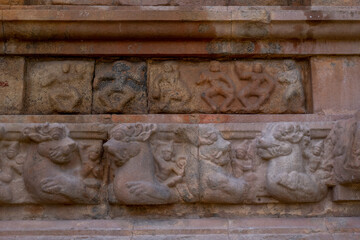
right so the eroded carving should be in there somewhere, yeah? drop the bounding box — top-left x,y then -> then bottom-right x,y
27,61 -> 93,114
22,124 -> 102,204
152,62 -> 191,111
149,60 -> 306,114
106,123 -> 199,205
328,119 -> 360,183
235,62 -> 276,111
257,123 -> 331,202
93,61 -> 147,113
197,61 -> 236,112
198,125 -> 248,203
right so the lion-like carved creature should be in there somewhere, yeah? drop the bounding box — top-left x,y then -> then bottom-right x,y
104,123 -> 178,205
22,123 -> 99,204
256,123 -> 329,203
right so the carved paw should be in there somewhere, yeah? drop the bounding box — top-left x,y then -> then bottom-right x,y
207,173 -> 229,190
40,177 -> 65,194
126,181 -> 154,196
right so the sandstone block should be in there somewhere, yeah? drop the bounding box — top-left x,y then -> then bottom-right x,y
26,60 -> 94,114
148,60 -> 306,114
93,60 -> 147,114
0,57 -> 25,114
311,57 -> 360,114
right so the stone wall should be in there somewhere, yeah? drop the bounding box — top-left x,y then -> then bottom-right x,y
0,2 -> 359,239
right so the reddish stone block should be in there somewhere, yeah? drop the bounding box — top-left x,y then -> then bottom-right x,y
311,57 -> 360,114
0,57 -> 25,114
149,60 -> 306,114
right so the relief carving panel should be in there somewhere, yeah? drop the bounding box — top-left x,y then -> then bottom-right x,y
93,60 -> 147,114
106,123 -> 199,205
257,123 -> 333,203
0,120 -> 357,205
26,60 -> 94,114
149,60 -> 306,114
21,123 -> 104,204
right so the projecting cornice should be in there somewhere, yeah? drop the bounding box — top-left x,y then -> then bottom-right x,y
1,6 -> 360,56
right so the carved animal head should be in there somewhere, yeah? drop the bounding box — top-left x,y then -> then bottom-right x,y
23,123 -> 70,143
104,124 -> 157,167
257,123 -> 310,160
199,126 -> 231,166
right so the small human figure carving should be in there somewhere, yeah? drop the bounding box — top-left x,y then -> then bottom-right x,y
94,61 -> 145,112
40,63 -> 84,113
151,140 -> 187,188
231,140 -> 257,180
104,124 -> 178,205
0,140 -> 24,203
197,61 -> 236,112
22,123 -> 100,204
79,144 -> 103,189
235,62 -> 276,111
152,62 -> 191,111
277,60 -> 305,113
198,126 -> 248,203
256,123 -> 330,202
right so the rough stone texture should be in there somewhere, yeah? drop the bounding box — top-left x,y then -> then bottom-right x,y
0,217 -> 359,239
149,60 -> 306,114
93,60 -> 147,114
311,57 -> 360,114
26,60 -> 94,114
0,57 -> 25,115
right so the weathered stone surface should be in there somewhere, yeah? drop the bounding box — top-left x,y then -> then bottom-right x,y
0,57 -> 25,114
106,123 -> 199,205
149,60 -> 306,114
311,57 -> 360,114
26,60 -> 94,114
93,60 -> 147,114
328,118 -> 360,184
0,217 -> 359,239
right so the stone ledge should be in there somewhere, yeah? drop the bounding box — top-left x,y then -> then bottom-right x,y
0,217 -> 358,239
1,6 -> 360,56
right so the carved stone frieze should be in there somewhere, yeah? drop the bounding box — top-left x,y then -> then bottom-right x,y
93,60 -> 147,114
149,60 -> 306,114
26,60 -> 94,114
0,120 -> 359,205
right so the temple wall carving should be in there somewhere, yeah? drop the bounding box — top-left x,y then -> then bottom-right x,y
0,3 -> 359,239
0,118 -> 359,212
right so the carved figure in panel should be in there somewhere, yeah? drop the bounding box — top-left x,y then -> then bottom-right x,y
22,124 -> 102,204
327,119 -> 360,183
198,125 -> 248,203
93,61 -> 147,113
27,60 -> 93,114
152,62 -> 191,111
105,124 -> 174,205
197,61 -> 236,112
0,126 -> 26,203
235,62 -> 276,111
256,123 -> 331,202
105,123 -> 198,205
277,60 -> 305,113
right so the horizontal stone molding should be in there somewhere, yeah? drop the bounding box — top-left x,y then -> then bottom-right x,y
0,217 -> 359,239
1,6 -> 360,55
